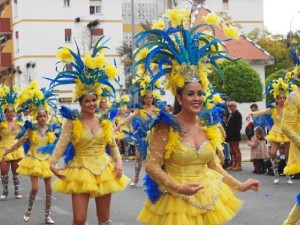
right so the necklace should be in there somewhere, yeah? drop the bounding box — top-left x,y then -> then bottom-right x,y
176,117 -> 200,135
38,126 -> 47,136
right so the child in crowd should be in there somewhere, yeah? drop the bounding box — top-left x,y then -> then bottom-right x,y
264,146 -> 273,175
276,144 -> 293,184
277,144 -> 287,175
247,126 -> 268,174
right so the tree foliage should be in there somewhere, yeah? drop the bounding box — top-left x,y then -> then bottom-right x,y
246,28 -> 300,78
209,60 -> 263,103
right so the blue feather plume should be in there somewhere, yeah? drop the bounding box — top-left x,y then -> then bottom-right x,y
143,174 -> 162,203
63,143 -> 75,164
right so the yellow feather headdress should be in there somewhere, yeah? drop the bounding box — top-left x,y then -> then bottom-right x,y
51,37 -> 119,101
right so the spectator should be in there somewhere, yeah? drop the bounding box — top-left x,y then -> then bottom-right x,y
226,101 -> 243,171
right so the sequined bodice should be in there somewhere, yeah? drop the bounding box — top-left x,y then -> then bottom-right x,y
271,108 -> 283,133
165,141 -> 213,176
73,127 -> 107,156
0,127 -> 20,140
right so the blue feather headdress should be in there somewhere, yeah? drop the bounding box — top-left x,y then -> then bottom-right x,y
0,84 -> 19,114
289,46 -> 300,81
16,81 -> 57,119
131,6 -> 240,96
265,73 -> 297,100
48,37 -> 120,101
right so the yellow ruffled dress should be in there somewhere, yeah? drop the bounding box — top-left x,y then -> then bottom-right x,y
138,123 -> 242,225
51,120 -> 130,197
0,126 -> 24,162
252,108 -> 289,143
8,129 -> 54,178
281,89 -> 300,174
115,116 -> 130,140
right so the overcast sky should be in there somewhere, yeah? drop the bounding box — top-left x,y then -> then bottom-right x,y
264,0 -> 300,35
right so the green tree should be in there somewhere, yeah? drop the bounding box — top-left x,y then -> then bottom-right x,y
247,28 -> 300,78
257,35 -> 293,77
209,60 -> 263,103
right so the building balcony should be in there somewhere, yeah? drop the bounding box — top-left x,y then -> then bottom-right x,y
0,18 -> 11,36
0,52 -> 12,71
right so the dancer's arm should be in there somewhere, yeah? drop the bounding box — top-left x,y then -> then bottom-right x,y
51,119 -> 73,164
281,93 -> 300,143
4,129 -> 31,155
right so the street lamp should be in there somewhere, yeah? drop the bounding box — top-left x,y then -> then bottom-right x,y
289,10 -> 300,48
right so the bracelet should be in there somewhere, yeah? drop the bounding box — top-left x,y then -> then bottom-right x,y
175,184 -> 182,194
50,160 -> 57,166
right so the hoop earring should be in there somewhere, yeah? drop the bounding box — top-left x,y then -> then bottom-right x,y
179,102 -> 182,105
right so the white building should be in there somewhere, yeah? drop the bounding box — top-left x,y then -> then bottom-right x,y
203,0 -> 264,34
1,0 -> 273,126
0,0 -> 124,108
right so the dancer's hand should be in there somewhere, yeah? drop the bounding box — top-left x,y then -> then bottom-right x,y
114,160 -> 123,179
115,124 -> 122,132
178,183 -> 204,196
239,179 -> 260,192
50,163 -> 67,180
1,150 -> 8,166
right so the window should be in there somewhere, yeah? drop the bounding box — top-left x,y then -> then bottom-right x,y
66,65 -> 73,71
90,0 -> 102,14
64,0 -> 70,7
223,0 -> 229,10
90,6 -> 101,14
14,0 -> 18,17
15,31 -> 19,52
91,28 -> 103,36
65,29 -> 72,42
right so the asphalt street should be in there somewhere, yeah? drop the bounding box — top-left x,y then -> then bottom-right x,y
0,160 -> 299,225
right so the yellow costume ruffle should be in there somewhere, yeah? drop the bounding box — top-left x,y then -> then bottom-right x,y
52,162 -> 130,197
138,123 -> 243,225
0,147 -> 24,162
265,130 -> 289,143
10,130 -> 55,179
138,182 -> 242,225
17,156 -> 53,178
51,119 -> 130,197
0,127 -> 24,162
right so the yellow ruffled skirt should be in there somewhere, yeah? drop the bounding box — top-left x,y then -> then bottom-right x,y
0,147 -> 24,162
284,142 -> 300,175
137,182 -> 242,225
265,130 -> 289,143
52,163 -> 130,197
17,156 -> 53,178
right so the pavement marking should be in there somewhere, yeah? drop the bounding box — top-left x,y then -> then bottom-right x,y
51,205 -> 71,215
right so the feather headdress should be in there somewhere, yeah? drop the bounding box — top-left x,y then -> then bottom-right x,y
114,94 -> 131,110
130,69 -> 164,101
289,46 -> 300,81
132,6 -> 240,96
50,37 -> 119,100
0,84 -> 19,113
266,74 -> 297,99
16,81 -> 57,119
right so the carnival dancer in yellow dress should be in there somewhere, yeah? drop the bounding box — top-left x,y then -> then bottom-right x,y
0,84 -> 24,200
1,82 -> 57,224
116,84 -> 162,187
49,38 -> 130,225
114,95 -> 131,158
131,7 -> 260,225
281,48 -> 300,225
247,74 -> 297,184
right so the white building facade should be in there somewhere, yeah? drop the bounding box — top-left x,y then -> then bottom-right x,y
203,0 -> 264,34
10,0 -> 124,107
